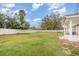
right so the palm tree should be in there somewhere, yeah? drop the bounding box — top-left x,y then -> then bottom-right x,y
18,10 -> 26,25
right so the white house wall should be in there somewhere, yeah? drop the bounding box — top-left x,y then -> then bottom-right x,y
72,17 -> 79,26
61,15 -> 79,42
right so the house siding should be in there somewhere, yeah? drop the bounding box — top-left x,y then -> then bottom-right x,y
77,26 -> 79,35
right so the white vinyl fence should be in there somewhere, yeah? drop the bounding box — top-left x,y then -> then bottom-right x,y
0,28 -> 64,35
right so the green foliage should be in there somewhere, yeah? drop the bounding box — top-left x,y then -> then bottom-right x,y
19,22 -> 30,29
18,10 -> 25,25
0,13 -> 4,28
41,13 -> 63,30
18,10 -> 30,29
6,17 -> 17,29
0,10 -> 30,29
41,17 -> 54,30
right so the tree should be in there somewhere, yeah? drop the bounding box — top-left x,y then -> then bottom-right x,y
18,10 -> 25,25
7,17 -> 17,29
0,10 -> 30,29
18,10 -> 30,29
19,22 -> 30,29
0,13 -> 4,28
41,17 -> 53,30
41,13 -> 63,30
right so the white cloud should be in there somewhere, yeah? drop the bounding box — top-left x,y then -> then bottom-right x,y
31,3 -> 44,11
0,3 -> 16,17
0,8 -> 11,15
13,10 -> 19,14
0,8 -> 29,18
48,3 -> 65,11
1,3 -> 15,8
53,7 -> 66,16
47,3 -> 66,16
1,8 -> 10,12
30,18 -> 42,27
22,9 -> 28,14
58,7 -> 66,13
0,8 -> 16,18
26,19 -> 31,22
32,18 -> 42,22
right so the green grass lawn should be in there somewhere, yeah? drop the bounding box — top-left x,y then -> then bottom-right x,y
0,32 -> 66,56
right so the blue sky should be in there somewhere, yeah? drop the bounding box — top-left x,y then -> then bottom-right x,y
0,3 -> 79,27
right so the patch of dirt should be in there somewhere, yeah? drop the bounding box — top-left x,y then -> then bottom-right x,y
61,39 -> 79,55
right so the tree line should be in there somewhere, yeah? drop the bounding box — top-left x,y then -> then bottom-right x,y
0,10 -> 63,30
0,10 -> 30,29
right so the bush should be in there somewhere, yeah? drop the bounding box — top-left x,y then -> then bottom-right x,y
40,13 -> 63,30
19,22 -> 30,29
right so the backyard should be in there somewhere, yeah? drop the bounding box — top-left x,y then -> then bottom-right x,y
0,32 -> 66,56
0,3 -> 79,56
0,32 -> 79,56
